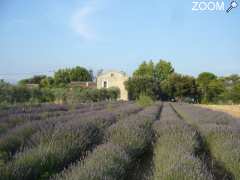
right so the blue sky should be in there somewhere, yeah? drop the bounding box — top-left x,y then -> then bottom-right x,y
0,0 -> 240,82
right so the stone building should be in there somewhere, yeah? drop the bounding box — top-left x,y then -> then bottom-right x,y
97,70 -> 129,101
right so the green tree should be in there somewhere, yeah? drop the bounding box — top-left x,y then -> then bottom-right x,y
133,61 -> 155,78
39,77 -> 54,88
54,69 -> 71,87
160,73 -> 199,102
230,83 -> 240,103
19,75 -> 47,85
197,72 -> 217,103
126,60 -> 173,100
54,66 -> 92,87
125,76 -> 157,100
0,80 -> 12,103
155,60 -> 174,81
207,79 -> 225,103
70,66 -> 92,82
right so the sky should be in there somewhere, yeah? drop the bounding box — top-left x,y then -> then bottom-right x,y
0,0 -> 240,83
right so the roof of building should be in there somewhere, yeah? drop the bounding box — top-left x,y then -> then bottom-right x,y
97,70 -> 128,77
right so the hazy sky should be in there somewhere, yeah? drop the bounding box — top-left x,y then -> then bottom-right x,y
0,0 -> 240,82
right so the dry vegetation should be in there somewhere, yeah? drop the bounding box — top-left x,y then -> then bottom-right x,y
199,104 -> 240,118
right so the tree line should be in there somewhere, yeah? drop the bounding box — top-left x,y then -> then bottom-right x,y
0,66 -> 119,105
125,60 -> 240,104
1,61 -> 240,105
19,66 -> 93,88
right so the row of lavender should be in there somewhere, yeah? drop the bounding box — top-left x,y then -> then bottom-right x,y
152,103 -> 213,180
0,102 -> 142,179
172,103 -> 240,179
52,103 -> 161,180
0,102 -> 118,136
0,102 -> 124,162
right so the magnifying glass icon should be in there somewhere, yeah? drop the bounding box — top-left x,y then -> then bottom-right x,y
226,0 -> 238,13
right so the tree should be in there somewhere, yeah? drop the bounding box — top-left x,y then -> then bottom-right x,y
70,66 -> 92,82
197,72 -> 217,103
207,80 -> 225,103
39,77 -> 54,88
126,60 -> 175,100
0,80 -> 12,103
54,69 -> 71,86
125,76 -> 157,100
230,83 -> 240,103
160,73 -> 199,102
54,66 -> 92,87
126,61 -> 158,100
133,61 -> 155,78
155,60 -> 174,81
19,75 -> 47,85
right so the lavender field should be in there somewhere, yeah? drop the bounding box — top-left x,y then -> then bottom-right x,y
0,101 -> 239,180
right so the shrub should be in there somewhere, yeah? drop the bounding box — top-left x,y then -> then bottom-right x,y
65,88 -> 120,104
136,94 -> 154,107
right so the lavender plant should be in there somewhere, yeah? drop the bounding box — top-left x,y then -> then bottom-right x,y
0,102 -> 142,179
152,103 -> 213,180
53,104 -> 161,180
0,102 -> 113,136
0,101 -> 128,161
172,103 -> 240,179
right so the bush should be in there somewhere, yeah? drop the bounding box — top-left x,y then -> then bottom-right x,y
136,94 -> 154,107
0,80 -> 55,105
65,87 -> 120,104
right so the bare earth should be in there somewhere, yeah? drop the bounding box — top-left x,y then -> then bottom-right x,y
199,105 -> 240,118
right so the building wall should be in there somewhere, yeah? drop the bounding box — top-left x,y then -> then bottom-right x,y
97,71 -> 128,101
